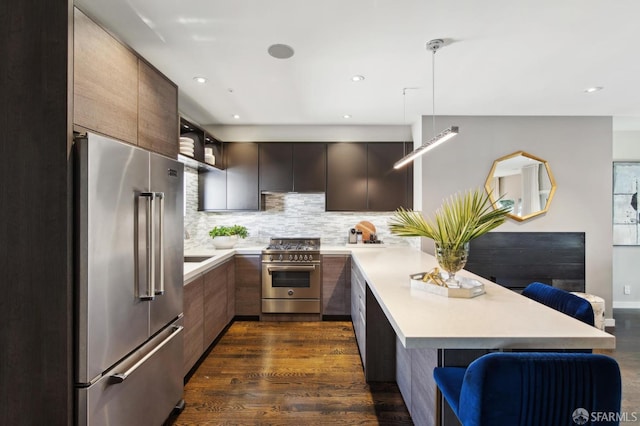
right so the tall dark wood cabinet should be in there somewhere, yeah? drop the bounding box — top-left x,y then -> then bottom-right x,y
1,1 -> 74,424
226,143 -> 259,210
327,143 -> 368,211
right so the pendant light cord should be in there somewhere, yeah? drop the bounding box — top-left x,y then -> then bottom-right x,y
432,47 -> 436,139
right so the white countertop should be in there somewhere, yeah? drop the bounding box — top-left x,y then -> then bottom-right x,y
350,247 -> 616,351
182,245 -> 355,283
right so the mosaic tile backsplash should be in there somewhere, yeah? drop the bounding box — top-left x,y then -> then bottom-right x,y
183,166 -> 420,250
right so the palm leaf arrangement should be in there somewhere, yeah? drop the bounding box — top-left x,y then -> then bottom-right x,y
389,188 -> 510,250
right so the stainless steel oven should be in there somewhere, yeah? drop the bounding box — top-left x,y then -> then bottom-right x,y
261,238 -> 321,314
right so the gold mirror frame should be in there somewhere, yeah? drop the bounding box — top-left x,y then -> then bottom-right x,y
484,151 -> 557,222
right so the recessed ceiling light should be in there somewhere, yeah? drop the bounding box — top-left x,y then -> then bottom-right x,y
343,114 -> 352,119
232,114 -> 241,120
351,75 -> 365,82
584,86 -> 603,93
268,44 -> 295,59
193,76 -> 207,83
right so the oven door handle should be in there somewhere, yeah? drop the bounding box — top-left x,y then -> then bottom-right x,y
267,265 -> 316,274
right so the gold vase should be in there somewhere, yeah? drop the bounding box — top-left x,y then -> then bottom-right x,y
434,242 -> 470,288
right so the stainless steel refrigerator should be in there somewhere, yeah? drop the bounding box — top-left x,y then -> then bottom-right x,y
74,132 -> 184,426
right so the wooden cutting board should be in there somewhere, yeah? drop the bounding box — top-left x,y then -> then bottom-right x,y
355,221 -> 376,241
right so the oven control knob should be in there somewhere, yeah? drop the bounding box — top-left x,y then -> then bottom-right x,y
278,254 -> 283,261
288,254 -> 293,261
303,255 -> 308,261
294,255 -> 299,261
269,255 -> 273,262
288,289 -> 294,296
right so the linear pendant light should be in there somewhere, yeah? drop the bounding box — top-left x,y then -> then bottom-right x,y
394,39 -> 458,169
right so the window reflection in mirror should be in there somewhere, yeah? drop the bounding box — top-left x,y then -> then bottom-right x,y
485,151 -> 556,222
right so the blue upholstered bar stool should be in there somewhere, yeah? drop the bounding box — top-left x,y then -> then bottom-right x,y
433,352 -> 621,426
521,282 -> 595,326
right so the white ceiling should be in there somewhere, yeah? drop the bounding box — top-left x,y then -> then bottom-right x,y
75,0 -> 640,129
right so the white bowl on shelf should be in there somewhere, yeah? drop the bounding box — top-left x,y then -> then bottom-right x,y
204,154 -> 215,165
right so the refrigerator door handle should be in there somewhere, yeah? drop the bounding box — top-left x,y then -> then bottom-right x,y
154,192 -> 165,295
110,325 -> 183,383
139,192 -> 155,301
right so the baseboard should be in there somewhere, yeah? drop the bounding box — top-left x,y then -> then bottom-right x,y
612,301 -> 640,309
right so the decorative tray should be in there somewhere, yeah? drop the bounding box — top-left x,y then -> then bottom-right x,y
410,269 -> 485,298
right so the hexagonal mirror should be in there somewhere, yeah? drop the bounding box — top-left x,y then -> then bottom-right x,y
485,151 -> 557,222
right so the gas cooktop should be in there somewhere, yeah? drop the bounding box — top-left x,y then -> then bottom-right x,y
264,237 -> 320,252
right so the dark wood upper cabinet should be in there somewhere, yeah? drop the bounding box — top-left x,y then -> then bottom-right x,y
198,168 -> 227,211
226,142 -> 259,210
138,60 -> 178,159
367,143 -> 411,211
74,8 -> 138,145
326,142 -> 411,211
326,143 -> 368,211
259,143 -> 293,192
74,8 -> 179,158
259,143 -> 326,193
293,143 -> 326,192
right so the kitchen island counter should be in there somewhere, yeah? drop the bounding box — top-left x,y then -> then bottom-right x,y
350,247 -> 614,350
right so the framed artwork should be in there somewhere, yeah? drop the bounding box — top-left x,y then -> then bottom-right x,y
613,162 -> 640,245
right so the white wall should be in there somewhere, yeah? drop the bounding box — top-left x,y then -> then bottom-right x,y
613,130 -> 640,308
419,116 -> 614,317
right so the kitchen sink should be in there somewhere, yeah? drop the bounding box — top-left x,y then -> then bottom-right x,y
184,255 -> 215,263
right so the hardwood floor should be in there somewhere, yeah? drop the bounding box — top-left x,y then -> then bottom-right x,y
170,321 -> 412,425
171,311 -> 640,425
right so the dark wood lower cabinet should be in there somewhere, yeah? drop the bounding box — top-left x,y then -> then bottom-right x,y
351,262 -> 395,382
226,258 -> 236,322
235,255 -> 261,316
322,255 -> 351,316
183,259 -> 235,376
203,265 -> 228,348
183,276 -> 204,376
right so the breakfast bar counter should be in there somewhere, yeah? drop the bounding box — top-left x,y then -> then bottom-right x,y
349,247 -> 615,426
350,246 -> 614,350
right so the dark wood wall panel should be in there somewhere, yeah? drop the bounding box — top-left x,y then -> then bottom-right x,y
465,232 -> 585,292
0,0 -> 73,424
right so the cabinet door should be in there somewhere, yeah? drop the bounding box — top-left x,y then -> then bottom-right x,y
322,255 -> 351,315
226,143 -> 259,210
235,255 -> 261,316
226,258 -> 236,322
73,8 -> 138,145
293,143 -> 326,192
183,276 -> 204,376
199,168 -> 227,211
326,143 -> 367,211
259,143 -> 293,192
367,142 -> 409,211
138,61 -> 178,158
203,264 -> 228,348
